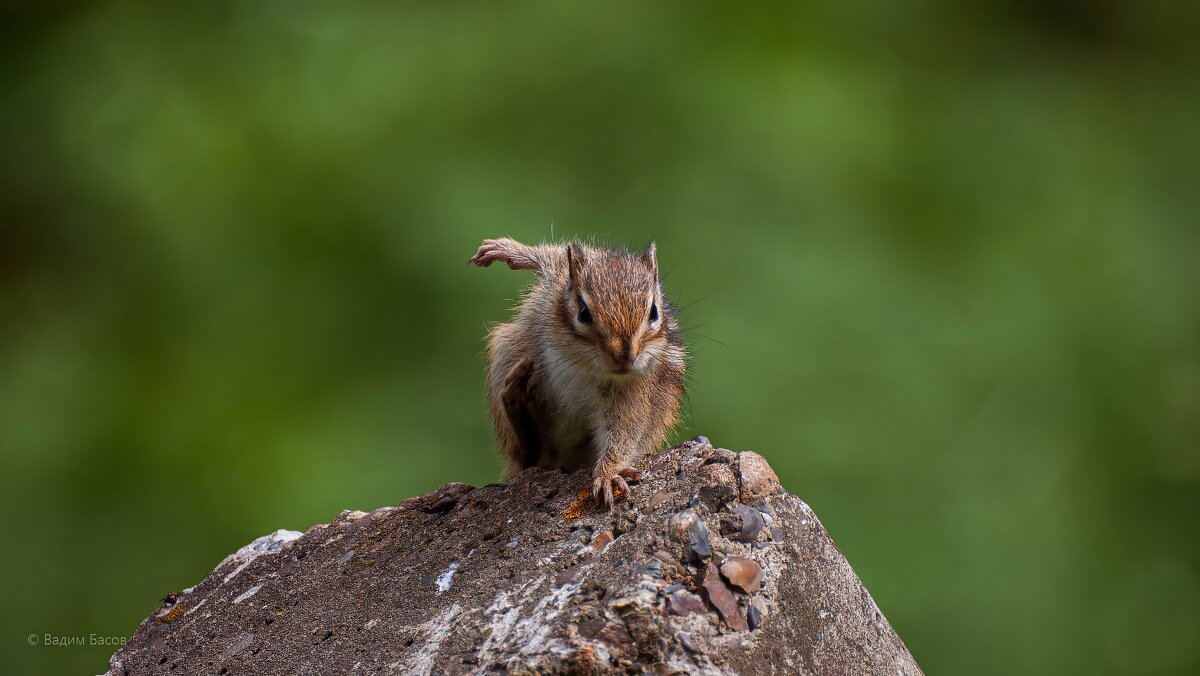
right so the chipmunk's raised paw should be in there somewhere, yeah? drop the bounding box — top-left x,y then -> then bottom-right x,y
468,239 -> 507,268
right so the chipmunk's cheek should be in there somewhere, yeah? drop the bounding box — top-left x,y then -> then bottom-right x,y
633,346 -> 656,372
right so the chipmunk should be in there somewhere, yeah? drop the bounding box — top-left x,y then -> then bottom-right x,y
469,237 -> 687,508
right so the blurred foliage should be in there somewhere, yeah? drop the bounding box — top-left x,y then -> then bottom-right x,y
1,1 -> 1198,673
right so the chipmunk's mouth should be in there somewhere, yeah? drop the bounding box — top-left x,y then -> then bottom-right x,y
607,364 -> 645,379
601,347 -> 650,378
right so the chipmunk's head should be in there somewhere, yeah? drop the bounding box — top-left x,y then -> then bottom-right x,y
558,241 -> 673,378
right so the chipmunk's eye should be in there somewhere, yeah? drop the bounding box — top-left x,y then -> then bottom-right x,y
649,302 -> 659,323
577,296 -> 592,325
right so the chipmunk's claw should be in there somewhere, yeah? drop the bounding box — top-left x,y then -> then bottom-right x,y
468,240 -> 503,267
592,472 -> 632,510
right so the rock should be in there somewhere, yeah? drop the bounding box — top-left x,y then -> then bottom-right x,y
417,482 -> 476,513
698,561 -> 748,631
750,595 -> 769,618
668,509 -> 712,563
651,550 -> 686,578
701,446 -> 739,465
720,556 -> 763,594
107,440 -> 922,675
697,483 -> 738,511
590,530 -> 615,552
665,590 -> 707,616
747,603 -> 763,631
633,558 -> 662,578
647,489 -> 674,510
721,504 -> 765,543
738,451 -> 781,502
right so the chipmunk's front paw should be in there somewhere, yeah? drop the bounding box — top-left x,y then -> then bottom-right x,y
592,470 -> 634,509
470,237 -> 532,270
617,466 -> 642,483
468,239 -> 505,268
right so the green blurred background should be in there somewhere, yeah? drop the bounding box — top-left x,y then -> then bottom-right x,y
2,1 -> 1198,673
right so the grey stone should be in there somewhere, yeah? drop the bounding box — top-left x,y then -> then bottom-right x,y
669,508 -> 712,563
107,440 -> 922,675
747,603 -> 763,631
721,503 -> 765,543
698,484 -> 739,511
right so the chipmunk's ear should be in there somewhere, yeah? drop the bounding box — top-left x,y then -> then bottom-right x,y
642,241 -> 658,279
566,241 -> 587,284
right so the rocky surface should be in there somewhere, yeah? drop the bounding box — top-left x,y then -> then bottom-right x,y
107,438 -> 922,675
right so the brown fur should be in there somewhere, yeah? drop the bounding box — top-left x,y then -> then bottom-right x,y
469,237 -> 687,507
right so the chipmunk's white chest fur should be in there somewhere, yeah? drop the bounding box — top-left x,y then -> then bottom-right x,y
538,343 -> 608,466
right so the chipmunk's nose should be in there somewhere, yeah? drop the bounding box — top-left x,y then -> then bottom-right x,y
609,340 -> 636,372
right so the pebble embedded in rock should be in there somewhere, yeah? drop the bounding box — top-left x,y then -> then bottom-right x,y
665,591 -> 707,616
420,482 -> 476,514
747,603 -> 763,630
750,596 -> 769,617
669,510 -> 711,563
698,459 -> 738,486
697,484 -> 738,511
719,556 -> 763,594
633,559 -> 663,578
697,562 -> 748,631
701,447 -> 738,465
721,504 -> 764,543
423,496 -> 457,514
737,451 -> 780,502
648,490 -> 674,510
687,532 -> 710,562
652,551 -> 686,578
589,530 -> 614,552
669,510 -> 697,537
